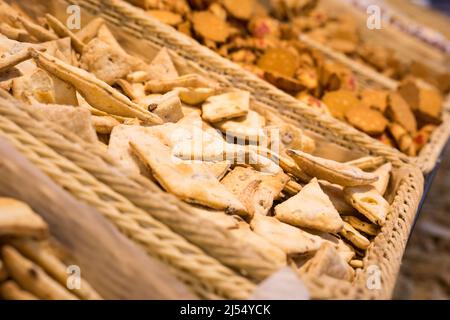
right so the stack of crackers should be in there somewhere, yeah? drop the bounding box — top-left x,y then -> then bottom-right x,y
123,0 -> 447,156
0,1 -> 401,296
0,198 -> 101,300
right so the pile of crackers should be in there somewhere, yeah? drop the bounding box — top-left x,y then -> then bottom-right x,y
125,0 -> 446,156
0,198 -> 101,300
0,1 -> 399,297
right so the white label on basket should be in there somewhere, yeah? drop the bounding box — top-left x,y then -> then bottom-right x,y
366,5 -> 382,30
366,264 -> 382,290
66,5 -> 81,30
66,265 -> 81,290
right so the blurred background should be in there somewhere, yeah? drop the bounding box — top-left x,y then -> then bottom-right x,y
380,0 -> 450,300
393,147 -> 450,299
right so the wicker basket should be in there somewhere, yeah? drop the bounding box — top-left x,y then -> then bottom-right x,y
71,0 -> 449,174
3,0 -> 425,299
0,137 -> 195,299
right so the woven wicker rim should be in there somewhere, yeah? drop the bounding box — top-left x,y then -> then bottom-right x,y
0,0 -> 425,299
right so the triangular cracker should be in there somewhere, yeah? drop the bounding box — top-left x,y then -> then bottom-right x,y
319,180 -> 356,215
250,214 -> 324,255
129,135 -> 248,217
145,47 -> 178,81
274,178 -> 344,233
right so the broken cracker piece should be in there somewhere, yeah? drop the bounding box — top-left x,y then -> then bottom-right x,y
76,17 -> 105,44
0,198 -> 48,239
145,47 -> 179,81
202,90 -> 249,123
28,103 -> 98,143
343,185 -> 389,226
107,125 -> 150,175
231,221 -> 287,268
152,94 -> 184,123
339,221 -> 370,250
319,180 -> 356,215
342,216 -> 379,237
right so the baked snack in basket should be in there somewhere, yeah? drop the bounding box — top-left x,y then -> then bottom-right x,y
0,4 -> 398,297
120,0 -> 446,157
0,198 -> 101,300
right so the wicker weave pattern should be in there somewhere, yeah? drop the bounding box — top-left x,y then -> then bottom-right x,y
0,0 -> 426,299
0,98 -> 258,300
